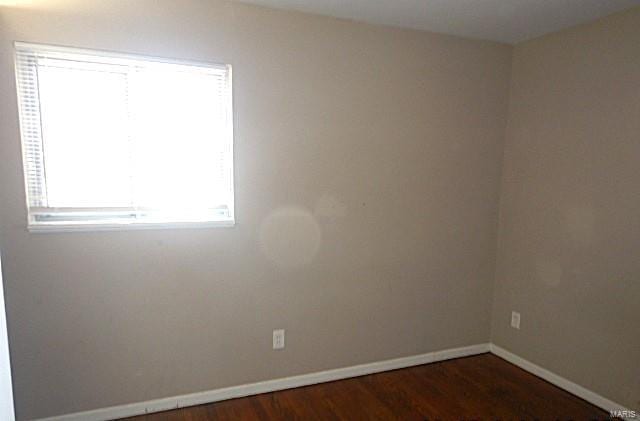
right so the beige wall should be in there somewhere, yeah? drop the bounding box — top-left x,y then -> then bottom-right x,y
0,1 -> 511,418
491,7 -> 640,411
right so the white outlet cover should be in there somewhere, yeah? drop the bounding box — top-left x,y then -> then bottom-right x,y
273,329 -> 285,350
511,311 -> 521,329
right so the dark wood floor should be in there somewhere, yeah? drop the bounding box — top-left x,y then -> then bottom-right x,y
124,354 -> 608,420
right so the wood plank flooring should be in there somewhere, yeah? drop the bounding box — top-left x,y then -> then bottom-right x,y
124,353 -> 609,420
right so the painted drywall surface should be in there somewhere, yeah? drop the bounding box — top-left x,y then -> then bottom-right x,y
0,1 -> 511,418
491,7 -> 640,410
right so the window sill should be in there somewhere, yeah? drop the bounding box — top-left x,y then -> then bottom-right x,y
27,220 -> 235,233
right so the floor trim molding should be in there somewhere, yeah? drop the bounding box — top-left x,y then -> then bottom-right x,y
36,343 -> 634,421
489,344 -> 634,419
36,343 -> 490,421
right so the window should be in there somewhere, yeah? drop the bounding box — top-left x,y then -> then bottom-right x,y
14,42 -> 234,231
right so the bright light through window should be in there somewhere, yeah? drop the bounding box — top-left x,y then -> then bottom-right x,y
15,43 -> 234,230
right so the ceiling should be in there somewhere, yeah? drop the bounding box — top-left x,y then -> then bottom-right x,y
233,0 -> 640,44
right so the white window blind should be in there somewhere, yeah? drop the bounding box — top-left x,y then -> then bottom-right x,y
14,42 -> 234,230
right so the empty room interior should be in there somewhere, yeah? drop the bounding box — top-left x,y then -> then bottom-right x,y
0,0 -> 639,419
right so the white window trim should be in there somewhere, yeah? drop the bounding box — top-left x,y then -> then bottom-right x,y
14,41 -> 229,72
14,42 -> 236,233
27,220 -> 235,233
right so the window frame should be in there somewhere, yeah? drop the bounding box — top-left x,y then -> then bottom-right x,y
14,42 -> 236,233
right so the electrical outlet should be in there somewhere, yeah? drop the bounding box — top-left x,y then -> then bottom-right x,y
511,311 -> 521,330
273,329 -> 285,350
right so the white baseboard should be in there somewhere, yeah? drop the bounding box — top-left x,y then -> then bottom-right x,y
36,343 -> 634,421
489,344 -> 635,419
36,343 -> 490,421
